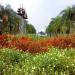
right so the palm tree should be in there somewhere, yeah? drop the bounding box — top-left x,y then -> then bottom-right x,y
46,16 -> 63,36
60,7 -> 73,34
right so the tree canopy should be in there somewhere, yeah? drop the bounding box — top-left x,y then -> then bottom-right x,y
46,5 -> 75,35
25,23 -> 36,34
0,4 -> 36,34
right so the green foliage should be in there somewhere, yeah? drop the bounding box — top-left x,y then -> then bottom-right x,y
0,4 -> 36,34
46,5 -> 75,35
0,4 -> 20,34
46,16 -> 62,35
16,34 -> 49,41
0,48 -> 75,75
25,23 -> 36,34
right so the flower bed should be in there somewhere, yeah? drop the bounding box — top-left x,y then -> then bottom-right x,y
0,34 -> 75,53
0,48 -> 75,75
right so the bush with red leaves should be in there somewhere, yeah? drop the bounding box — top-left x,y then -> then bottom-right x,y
46,35 -> 75,48
15,37 -> 32,52
0,34 -> 8,47
1,34 -> 75,53
27,40 -> 48,54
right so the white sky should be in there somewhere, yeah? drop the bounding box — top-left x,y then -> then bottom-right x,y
0,0 -> 75,32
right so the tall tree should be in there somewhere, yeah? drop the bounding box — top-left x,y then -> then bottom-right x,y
60,7 -> 73,34
46,16 -> 62,36
25,23 -> 36,34
0,4 -> 20,34
46,5 -> 75,35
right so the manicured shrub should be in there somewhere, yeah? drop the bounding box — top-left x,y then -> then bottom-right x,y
1,34 -> 75,53
15,37 -> 32,52
27,40 -> 48,54
46,35 -> 75,49
0,34 -> 8,47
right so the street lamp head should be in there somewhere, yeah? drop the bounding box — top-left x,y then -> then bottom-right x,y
17,8 -> 28,19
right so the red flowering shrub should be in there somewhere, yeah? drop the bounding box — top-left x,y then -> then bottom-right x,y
69,35 -> 75,47
2,34 -> 18,48
1,34 -> 75,53
27,40 -> 48,54
46,35 -> 75,48
0,34 -> 8,47
15,37 -> 32,52
12,37 -> 48,53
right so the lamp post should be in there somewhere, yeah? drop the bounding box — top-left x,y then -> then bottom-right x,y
0,19 -> 3,35
17,7 -> 28,34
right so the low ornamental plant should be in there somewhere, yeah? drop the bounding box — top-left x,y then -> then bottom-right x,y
0,48 -> 75,75
0,34 -> 75,53
0,34 -> 8,47
27,40 -> 48,54
46,35 -> 75,49
15,37 -> 32,52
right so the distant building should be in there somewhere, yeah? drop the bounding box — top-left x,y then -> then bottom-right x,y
38,31 -> 47,36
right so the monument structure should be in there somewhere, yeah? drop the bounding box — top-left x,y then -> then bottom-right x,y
17,5 -> 28,34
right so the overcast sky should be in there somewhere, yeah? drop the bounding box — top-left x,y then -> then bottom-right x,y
0,0 -> 75,32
